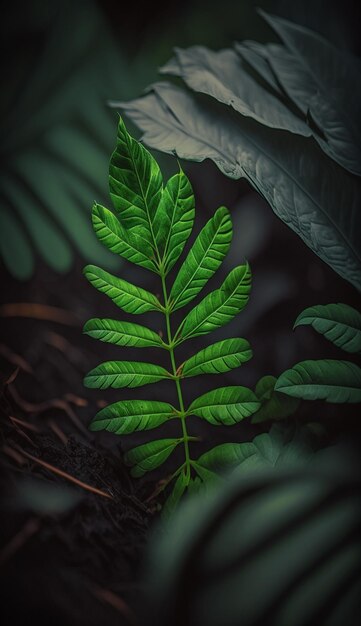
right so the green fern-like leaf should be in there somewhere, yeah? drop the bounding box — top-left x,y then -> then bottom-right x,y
84,117 -> 255,512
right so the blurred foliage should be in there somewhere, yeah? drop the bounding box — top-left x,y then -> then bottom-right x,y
144,433 -> 361,626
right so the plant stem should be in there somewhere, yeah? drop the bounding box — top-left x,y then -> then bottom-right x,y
161,273 -> 191,481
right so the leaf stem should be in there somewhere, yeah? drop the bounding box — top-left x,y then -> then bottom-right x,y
161,273 -> 191,481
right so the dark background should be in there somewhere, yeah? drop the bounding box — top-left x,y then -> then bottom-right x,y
1,1 -> 360,625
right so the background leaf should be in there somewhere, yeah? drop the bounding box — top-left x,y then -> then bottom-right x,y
275,359 -> 361,403
170,206 -> 232,311
182,338 -> 252,377
83,318 -> 164,348
251,375 -> 300,423
90,399 -> 176,434
162,470 -> 189,518
294,303 -> 361,354
84,361 -> 170,389
189,386 -> 260,425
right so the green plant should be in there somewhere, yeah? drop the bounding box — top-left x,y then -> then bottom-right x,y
83,117 -> 260,513
276,303 -> 361,403
113,11 -> 361,291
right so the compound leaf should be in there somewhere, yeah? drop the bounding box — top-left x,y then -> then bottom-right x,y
275,359 -> 361,403
92,202 -> 157,271
84,361 -> 170,389
84,265 -> 162,314
251,375 -> 300,423
90,399 -> 176,434
182,338 -> 252,377
124,438 -> 180,477
154,169 -> 195,273
109,116 -> 163,253
294,303 -> 361,354
189,386 -> 260,425
170,206 -> 232,311
83,318 -> 164,348
178,264 -> 251,341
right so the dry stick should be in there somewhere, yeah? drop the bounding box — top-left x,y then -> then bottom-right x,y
0,303 -> 80,326
0,517 -> 42,565
7,445 -> 113,500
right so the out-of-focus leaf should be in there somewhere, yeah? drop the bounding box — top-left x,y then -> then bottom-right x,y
294,303 -> 361,354
259,10 -> 361,176
162,470 -> 189,518
275,359 -> 361,403
0,0 -> 131,277
251,375 -> 300,423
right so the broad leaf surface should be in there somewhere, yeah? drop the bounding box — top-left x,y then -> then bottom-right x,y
84,361 -> 170,389
83,318 -> 164,348
275,359 -> 361,403
178,264 -> 251,341
124,438 -> 180,477
182,338 -> 252,377
154,169 -> 195,273
162,45 -> 310,136
260,10 -> 361,176
90,399 -> 176,434
84,265 -> 162,314
189,386 -> 260,425
170,206 -> 232,311
109,116 -> 163,252
251,375 -> 300,423
116,82 -> 361,291
294,303 -> 361,354
92,203 -> 157,271
234,40 -> 285,96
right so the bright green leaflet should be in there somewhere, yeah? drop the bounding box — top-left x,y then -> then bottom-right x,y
84,117 -> 256,513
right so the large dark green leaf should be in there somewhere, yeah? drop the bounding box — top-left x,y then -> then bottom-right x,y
189,386 -> 260,425
177,264 -> 251,341
116,79 -> 361,291
154,168 -> 195,273
124,438 -> 180,477
84,265 -> 162,314
83,318 -> 164,348
90,399 -> 176,434
170,206 -> 232,311
92,203 -> 157,271
182,338 -> 252,377
84,361 -> 170,389
161,45 -> 310,135
260,10 -> 361,176
109,116 -> 163,254
294,303 -> 361,354
275,359 -> 361,403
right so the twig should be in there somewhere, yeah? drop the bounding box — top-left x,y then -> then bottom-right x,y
0,303 -> 80,326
